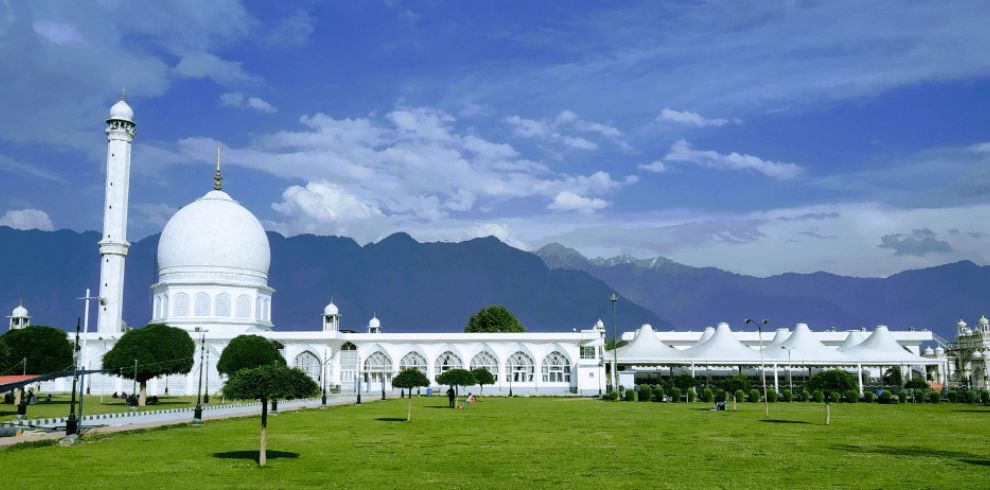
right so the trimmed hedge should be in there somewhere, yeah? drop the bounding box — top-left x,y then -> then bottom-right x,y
844,389 -> 859,403
638,384 -> 653,402
963,390 -> 977,404
781,390 -> 793,402
930,390 -> 941,404
687,387 -> 697,402
947,391 -> 959,403
863,391 -> 876,403
670,387 -> 682,403
800,389 -> 811,402
812,390 -> 825,403
734,389 -> 745,403
981,390 -> 990,404
748,388 -> 761,403
654,386 -> 666,402
714,389 -> 726,403
766,388 -> 778,403
624,389 -> 637,402
702,387 -> 714,403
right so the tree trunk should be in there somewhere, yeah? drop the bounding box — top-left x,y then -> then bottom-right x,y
14,387 -> 22,406
139,381 -> 147,407
407,394 -> 412,422
825,402 -> 831,425
259,397 -> 268,466
733,396 -> 737,412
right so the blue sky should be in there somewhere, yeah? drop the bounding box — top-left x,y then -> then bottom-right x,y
2,1 -> 990,277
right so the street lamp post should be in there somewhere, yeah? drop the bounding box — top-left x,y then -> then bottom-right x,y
508,358 -> 513,397
74,289 -> 102,427
65,318 -> 82,437
204,348 -> 210,405
781,346 -> 793,393
610,293 -> 619,391
321,348 -> 328,408
356,354 -> 362,405
192,329 -> 206,425
131,359 -> 138,412
745,318 -> 770,418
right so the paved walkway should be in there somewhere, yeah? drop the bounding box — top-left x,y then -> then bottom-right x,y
0,394 -> 365,447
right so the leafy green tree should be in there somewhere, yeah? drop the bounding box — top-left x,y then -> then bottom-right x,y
672,374 -> 700,391
392,368 -> 431,421
719,375 -> 751,411
471,367 -> 496,395
223,364 -> 319,466
436,368 -> 476,396
102,324 -> 194,406
465,305 -> 524,333
217,335 -> 286,375
2,325 -> 73,411
807,369 -> 857,425
0,339 -> 11,374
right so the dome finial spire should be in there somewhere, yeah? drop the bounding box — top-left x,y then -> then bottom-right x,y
120,87 -> 126,101
213,145 -> 222,191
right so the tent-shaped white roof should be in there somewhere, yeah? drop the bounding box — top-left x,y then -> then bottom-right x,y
615,324 -> 684,362
768,328 -> 790,348
684,322 -> 761,363
837,330 -> 868,351
684,326 -> 715,353
842,325 -> 929,363
765,323 -> 845,363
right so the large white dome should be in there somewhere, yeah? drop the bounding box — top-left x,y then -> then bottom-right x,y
157,190 -> 270,280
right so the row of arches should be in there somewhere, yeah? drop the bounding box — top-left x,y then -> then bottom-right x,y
292,347 -> 572,383
152,292 -> 271,321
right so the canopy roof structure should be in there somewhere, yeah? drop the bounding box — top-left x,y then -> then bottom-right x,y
612,323 -> 936,366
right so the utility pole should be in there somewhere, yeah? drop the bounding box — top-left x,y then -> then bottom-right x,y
204,348 -> 210,405
746,318 -> 770,418
65,318 -> 81,437
193,329 -> 206,425
131,359 -> 138,411
610,293 -> 619,391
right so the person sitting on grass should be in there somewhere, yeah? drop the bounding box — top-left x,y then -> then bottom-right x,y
465,393 -> 477,409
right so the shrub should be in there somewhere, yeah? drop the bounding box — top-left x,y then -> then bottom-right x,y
844,389 -> 859,403
781,390 -> 793,402
607,390 -> 620,401
863,391 -> 876,403
670,387 -> 682,403
702,387 -> 714,403
981,390 -> 990,404
812,390 -> 825,403
930,390 -> 941,404
624,389 -> 637,402
801,390 -> 812,402
748,388 -> 761,403
654,386 -> 666,402
963,390 -> 977,404
829,391 -> 843,404
734,389 -> 745,402
947,391 -> 959,403
766,388 -> 778,403
687,387 -> 697,402
879,390 -> 893,404
638,384 -> 653,402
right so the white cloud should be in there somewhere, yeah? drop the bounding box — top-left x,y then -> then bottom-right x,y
466,223 -> 527,249
665,140 -> 803,180
173,52 -> 255,85
657,108 -> 729,127
504,110 -> 631,153
547,191 -> 608,213
32,21 -> 84,45
132,203 -> 178,228
638,160 -> 668,173
220,92 -> 277,113
0,208 -> 53,231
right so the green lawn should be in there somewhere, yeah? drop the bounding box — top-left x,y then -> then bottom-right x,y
2,397 -> 988,489
0,394 -> 199,422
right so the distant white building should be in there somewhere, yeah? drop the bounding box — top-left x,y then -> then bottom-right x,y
937,317 -> 990,391
7,300 -> 29,330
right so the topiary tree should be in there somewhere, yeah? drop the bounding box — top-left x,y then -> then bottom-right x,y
392,368 -> 431,421
981,390 -> 990,404
223,364 -> 319,466
1,325 -> 73,414
781,389 -> 793,402
217,335 -> 286,375
719,375 -> 750,411
465,305 -> 525,333
766,388 -> 778,403
436,368 -> 476,397
844,389 -> 859,403
624,388 -> 636,401
638,384 -> 652,402
748,388 -> 761,403
672,374 -> 700,391
471,368 -> 496,395
670,386 -> 682,403
702,387 -> 714,403
102,324 -> 195,406
654,386 -> 666,402
807,369 -> 857,425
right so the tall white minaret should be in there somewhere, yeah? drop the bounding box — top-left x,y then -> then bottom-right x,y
97,91 -> 135,334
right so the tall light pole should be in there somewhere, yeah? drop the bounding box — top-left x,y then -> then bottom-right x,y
781,346 -> 793,393
745,318 -> 770,418
204,348 -> 210,405
192,329 -> 206,425
508,357 -> 513,397
75,289 -> 103,425
356,353 -> 362,405
321,348 -> 329,408
65,318 -> 81,436
610,293 -> 619,391
131,359 -> 138,412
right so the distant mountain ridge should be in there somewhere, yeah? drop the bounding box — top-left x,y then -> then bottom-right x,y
535,242 -> 985,340
0,227 -> 662,333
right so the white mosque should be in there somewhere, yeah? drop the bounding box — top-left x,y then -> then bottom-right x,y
9,96 -> 956,398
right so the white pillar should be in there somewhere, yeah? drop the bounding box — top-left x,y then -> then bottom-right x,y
773,364 -> 778,392
857,364 -> 864,395
97,95 -> 135,334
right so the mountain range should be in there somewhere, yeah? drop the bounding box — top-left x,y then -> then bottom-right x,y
0,226 -> 660,333
535,242 -> 985,340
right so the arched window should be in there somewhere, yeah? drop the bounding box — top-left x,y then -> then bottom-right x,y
214,293 -> 231,317
153,296 -> 161,319
542,351 -> 571,383
506,351 -> 534,382
364,351 -> 392,373
434,351 -> 463,375
294,351 -> 321,381
235,295 -> 250,318
174,293 -> 189,317
470,351 -> 499,378
399,352 -> 427,373
194,292 -> 210,316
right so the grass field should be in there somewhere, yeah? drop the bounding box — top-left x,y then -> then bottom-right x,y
0,395 -> 198,422
1,397 -> 988,489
